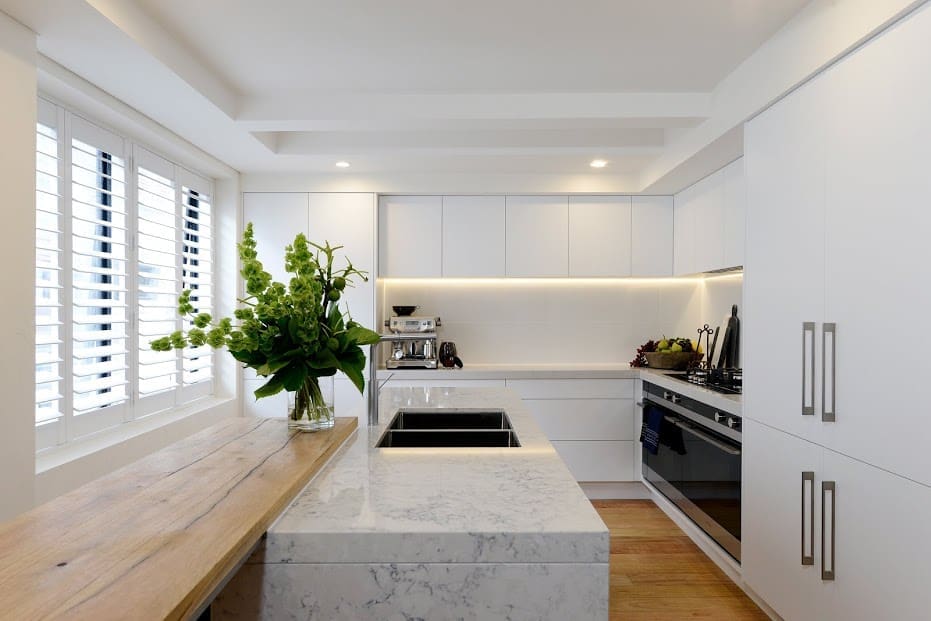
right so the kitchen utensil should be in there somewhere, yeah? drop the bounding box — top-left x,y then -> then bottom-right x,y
439,342 -> 458,368
392,305 -> 419,316
697,324 -> 713,367
717,305 -> 740,369
708,326 -> 720,368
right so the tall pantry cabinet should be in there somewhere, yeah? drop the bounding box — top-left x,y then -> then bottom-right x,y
742,5 -> 931,619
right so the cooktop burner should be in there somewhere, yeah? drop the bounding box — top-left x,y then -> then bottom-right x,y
667,368 -> 742,395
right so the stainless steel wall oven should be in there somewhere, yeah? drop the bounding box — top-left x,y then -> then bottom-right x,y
641,381 -> 742,561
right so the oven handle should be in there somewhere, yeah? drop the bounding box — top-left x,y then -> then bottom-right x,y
663,416 -> 742,456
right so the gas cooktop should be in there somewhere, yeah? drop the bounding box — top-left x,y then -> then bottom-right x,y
666,368 -> 742,395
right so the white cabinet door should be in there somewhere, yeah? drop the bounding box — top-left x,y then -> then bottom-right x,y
820,8 -> 931,486
631,196 -> 673,276
309,193 -> 376,326
523,399 -> 634,441
742,421 -> 823,621
691,173 -> 726,273
551,441 -> 633,482
242,193 -> 308,284
378,196 -> 442,277
505,196 -> 569,277
742,75 -> 827,442
673,194 -> 695,276
568,196 -> 631,277
722,159 -> 746,269
442,196 -> 505,277
819,448 -> 931,621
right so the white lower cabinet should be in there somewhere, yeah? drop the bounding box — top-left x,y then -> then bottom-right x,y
507,379 -> 636,482
550,441 -> 633,482
743,420 -> 931,620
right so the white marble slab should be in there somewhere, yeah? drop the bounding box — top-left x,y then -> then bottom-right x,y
262,387 -> 609,565
214,562 -> 609,621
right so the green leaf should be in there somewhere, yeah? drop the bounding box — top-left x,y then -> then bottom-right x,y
336,346 -> 367,393
255,358 -> 290,376
279,362 -> 309,392
254,374 -> 285,399
308,348 -> 339,370
345,325 -> 380,346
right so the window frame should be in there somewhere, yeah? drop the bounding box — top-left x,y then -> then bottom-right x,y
35,97 -> 216,452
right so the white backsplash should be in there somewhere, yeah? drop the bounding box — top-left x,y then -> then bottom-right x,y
381,277 -> 743,365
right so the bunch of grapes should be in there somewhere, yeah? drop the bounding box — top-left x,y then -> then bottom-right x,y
630,339 -> 657,367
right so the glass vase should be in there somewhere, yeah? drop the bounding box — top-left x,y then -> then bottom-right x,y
288,375 -> 335,432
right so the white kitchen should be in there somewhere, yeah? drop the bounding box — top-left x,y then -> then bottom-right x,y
0,1 -> 928,620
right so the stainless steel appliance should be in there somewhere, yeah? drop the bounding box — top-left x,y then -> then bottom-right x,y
667,367 -> 742,395
641,381 -> 742,561
384,316 -> 441,369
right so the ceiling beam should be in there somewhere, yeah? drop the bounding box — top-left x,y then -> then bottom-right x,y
236,91 -> 712,129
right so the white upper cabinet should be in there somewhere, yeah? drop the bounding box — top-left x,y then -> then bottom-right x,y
568,196 -> 631,277
673,158 -> 746,275
442,196 -> 505,277
505,196 -> 569,277
242,193 -> 308,284
309,193 -> 376,328
722,159 -> 746,268
378,196 -> 442,277
743,75 -> 827,443
631,196 -> 673,277
818,5 -> 931,487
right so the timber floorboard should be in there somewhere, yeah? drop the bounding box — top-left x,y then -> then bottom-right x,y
592,499 -> 768,620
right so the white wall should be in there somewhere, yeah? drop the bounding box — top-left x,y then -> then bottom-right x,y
0,12 -> 38,520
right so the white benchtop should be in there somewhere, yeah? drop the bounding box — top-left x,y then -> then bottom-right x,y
376,363 -> 639,380
262,387 -> 609,565
374,364 -> 742,415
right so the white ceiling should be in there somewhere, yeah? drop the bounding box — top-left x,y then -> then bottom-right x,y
2,0 -> 811,186
135,0 -> 808,94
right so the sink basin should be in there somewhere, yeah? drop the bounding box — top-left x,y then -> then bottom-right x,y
377,409 -> 520,448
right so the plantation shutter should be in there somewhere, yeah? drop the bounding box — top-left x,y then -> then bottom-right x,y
178,168 -> 214,396
135,147 -> 181,410
35,100 -> 63,429
69,115 -> 129,433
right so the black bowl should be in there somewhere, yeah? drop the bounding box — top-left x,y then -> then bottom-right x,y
392,305 -> 418,316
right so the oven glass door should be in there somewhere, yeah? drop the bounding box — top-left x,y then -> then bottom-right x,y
642,399 -> 742,560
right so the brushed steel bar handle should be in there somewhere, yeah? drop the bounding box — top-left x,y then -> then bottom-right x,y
664,417 -> 742,456
802,471 -> 815,566
822,323 -> 836,422
802,322 -> 815,416
822,481 -> 836,581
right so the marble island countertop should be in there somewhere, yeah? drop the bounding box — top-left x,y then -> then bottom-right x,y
262,386 -> 610,565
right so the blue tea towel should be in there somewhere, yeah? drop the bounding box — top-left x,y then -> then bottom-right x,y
640,405 -> 663,455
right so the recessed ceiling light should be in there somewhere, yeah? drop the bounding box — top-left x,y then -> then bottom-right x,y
335,161 -> 351,168
590,159 -> 608,169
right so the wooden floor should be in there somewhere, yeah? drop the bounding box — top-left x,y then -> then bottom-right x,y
592,500 -> 768,620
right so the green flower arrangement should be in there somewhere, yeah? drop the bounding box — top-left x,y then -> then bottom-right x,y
152,223 -> 380,430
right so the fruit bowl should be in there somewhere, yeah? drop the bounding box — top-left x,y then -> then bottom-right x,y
643,351 -> 703,370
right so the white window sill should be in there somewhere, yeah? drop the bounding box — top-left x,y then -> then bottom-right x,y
36,396 -> 236,476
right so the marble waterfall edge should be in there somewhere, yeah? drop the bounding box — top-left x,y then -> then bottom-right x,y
215,387 -> 610,620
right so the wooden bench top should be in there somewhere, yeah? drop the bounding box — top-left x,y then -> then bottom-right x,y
0,416 -> 357,620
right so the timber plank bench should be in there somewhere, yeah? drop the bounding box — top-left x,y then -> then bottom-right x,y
0,417 -> 357,620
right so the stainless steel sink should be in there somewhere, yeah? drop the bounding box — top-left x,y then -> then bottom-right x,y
376,409 -> 521,448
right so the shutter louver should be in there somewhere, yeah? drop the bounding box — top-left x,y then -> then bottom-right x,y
70,134 -> 129,415
35,120 -> 63,424
136,160 -> 180,396
181,181 -> 213,386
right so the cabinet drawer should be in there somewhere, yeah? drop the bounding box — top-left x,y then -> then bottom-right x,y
506,379 -> 633,400
524,399 -> 634,441
551,441 -> 634,482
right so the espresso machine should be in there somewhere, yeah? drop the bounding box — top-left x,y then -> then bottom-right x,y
384,316 -> 441,369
